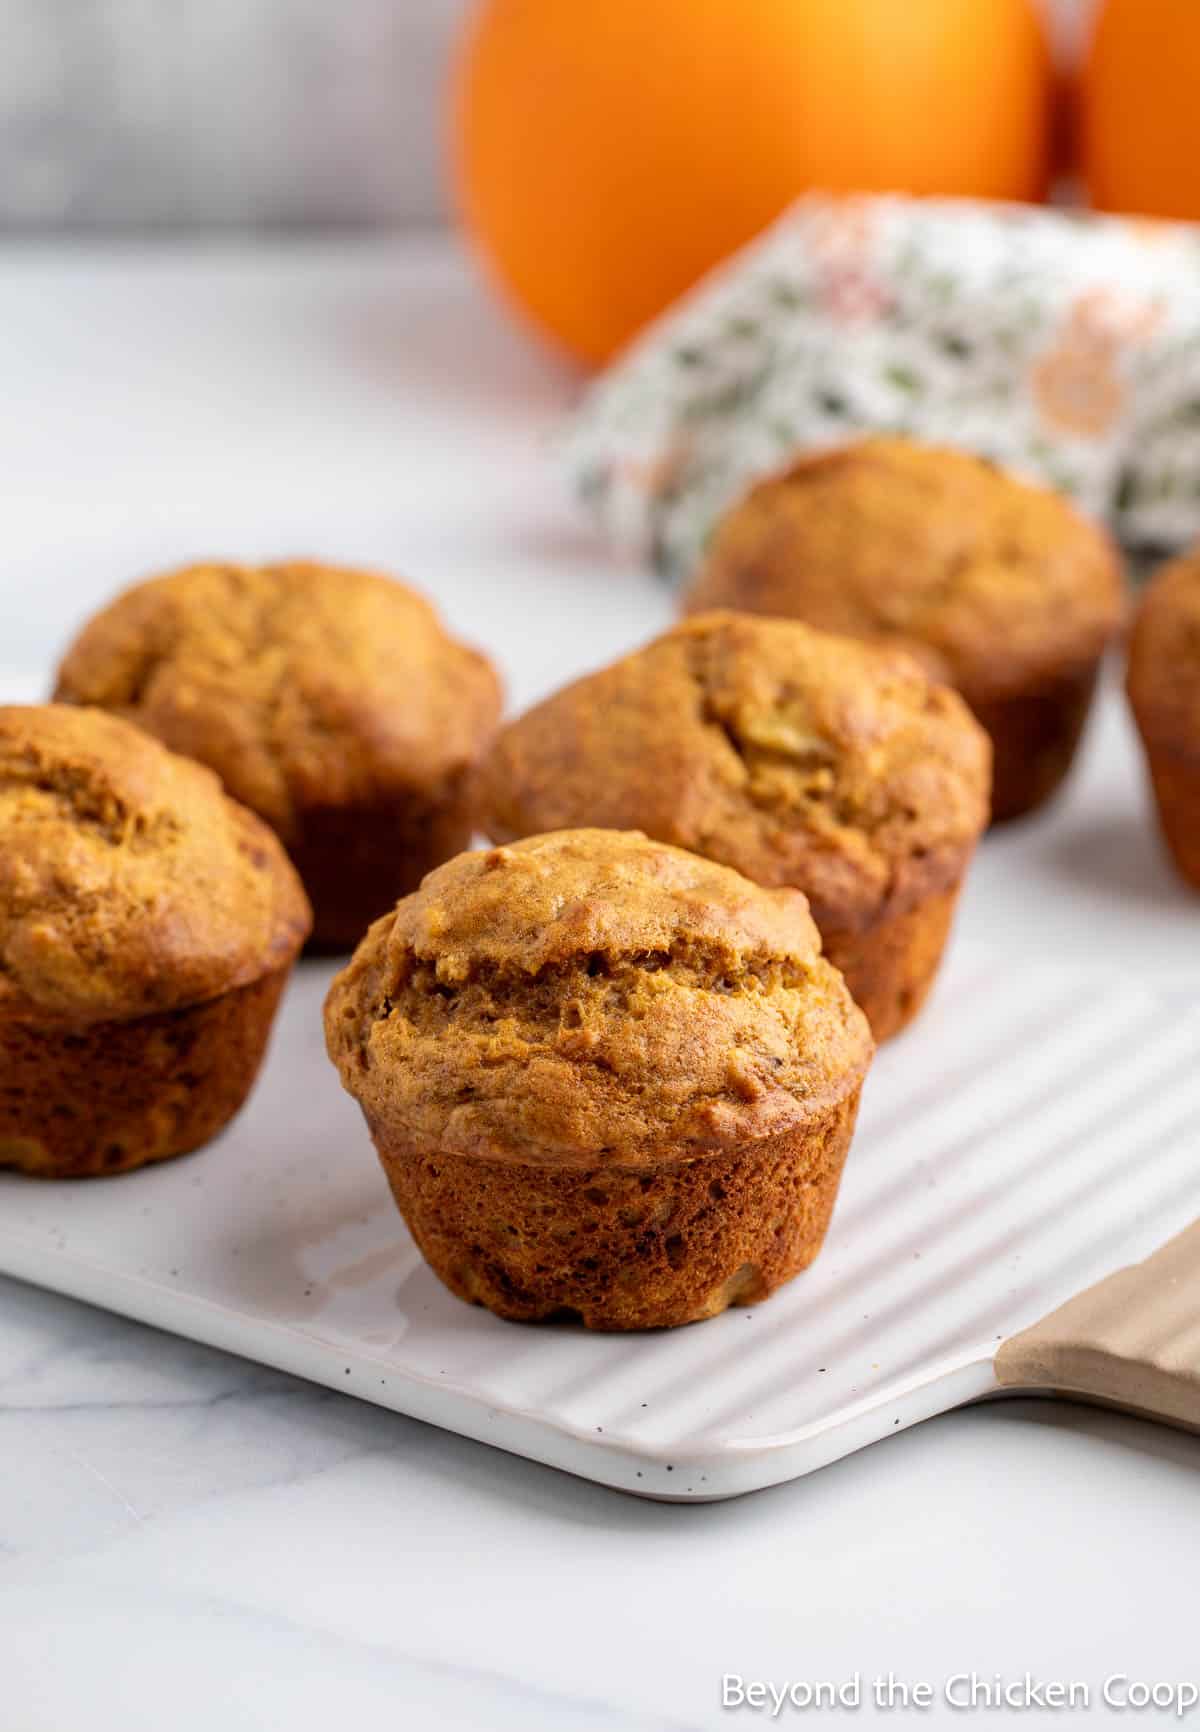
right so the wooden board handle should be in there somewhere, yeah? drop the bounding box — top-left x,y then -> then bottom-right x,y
995,1220 -> 1200,1433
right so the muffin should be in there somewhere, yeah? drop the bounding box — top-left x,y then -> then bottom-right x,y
684,437 -> 1125,822
54,561 -> 503,949
476,614 -> 991,1042
325,829 -> 873,1330
1127,549 -> 1200,889
0,705 -> 311,1178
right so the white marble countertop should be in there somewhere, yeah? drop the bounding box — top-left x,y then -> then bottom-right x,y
1,236 -> 1198,1731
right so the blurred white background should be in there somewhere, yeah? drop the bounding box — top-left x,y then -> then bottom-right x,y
0,0 -> 472,225
0,0 -> 1095,228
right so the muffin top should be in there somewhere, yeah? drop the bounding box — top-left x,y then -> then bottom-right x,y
1127,550 -> 1200,743
325,829 -> 872,1167
0,705 -> 311,1024
477,613 -> 991,931
684,438 -> 1125,700
54,561 -> 503,842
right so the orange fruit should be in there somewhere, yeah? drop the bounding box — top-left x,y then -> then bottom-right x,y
452,0 -> 1051,367
1083,0 -> 1200,220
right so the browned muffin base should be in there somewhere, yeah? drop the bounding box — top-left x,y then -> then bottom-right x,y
970,661 -> 1100,824
370,1089 -> 862,1331
821,880 -> 963,1043
0,966 -> 291,1178
294,792 -> 474,953
1140,737 -> 1200,890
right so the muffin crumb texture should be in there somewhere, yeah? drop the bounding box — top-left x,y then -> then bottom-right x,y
685,438 -> 1124,820
0,705 -> 310,1023
687,438 -> 1124,695
479,612 -> 990,935
1,968 -> 291,1177
0,705 -> 310,1177
54,561 -> 503,947
1127,550 -> 1200,888
478,613 -> 990,1038
326,829 -> 872,1328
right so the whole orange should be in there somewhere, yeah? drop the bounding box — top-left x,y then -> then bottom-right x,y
452,0 -> 1051,366
1083,0 -> 1200,219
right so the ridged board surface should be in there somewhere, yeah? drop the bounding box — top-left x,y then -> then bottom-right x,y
1,953 -> 1197,1500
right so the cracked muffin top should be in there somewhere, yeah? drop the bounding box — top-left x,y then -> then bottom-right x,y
684,438 -> 1125,700
54,561 -> 503,843
0,705 -> 311,1023
1127,550 -> 1200,744
324,829 -> 872,1166
476,613 -> 991,932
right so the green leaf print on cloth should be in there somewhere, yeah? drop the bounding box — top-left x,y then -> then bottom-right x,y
560,196 -> 1200,582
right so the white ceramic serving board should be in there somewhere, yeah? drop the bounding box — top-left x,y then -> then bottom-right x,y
1,688 -> 1197,1501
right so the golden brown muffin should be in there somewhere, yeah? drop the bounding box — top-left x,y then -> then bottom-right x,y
54,561 -> 503,950
684,437 -> 1125,821
0,705 -> 311,1177
476,614 -> 991,1041
325,829 -> 873,1330
1127,549 -> 1200,889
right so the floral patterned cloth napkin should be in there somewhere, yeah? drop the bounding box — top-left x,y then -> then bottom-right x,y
560,196 -> 1200,581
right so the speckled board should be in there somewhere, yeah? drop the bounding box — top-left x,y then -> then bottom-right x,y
1,688 -> 1197,1499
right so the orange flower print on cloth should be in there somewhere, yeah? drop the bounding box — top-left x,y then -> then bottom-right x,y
807,203 -> 892,324
563,196 -> 1200,579
1032,290 -> 1164,439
